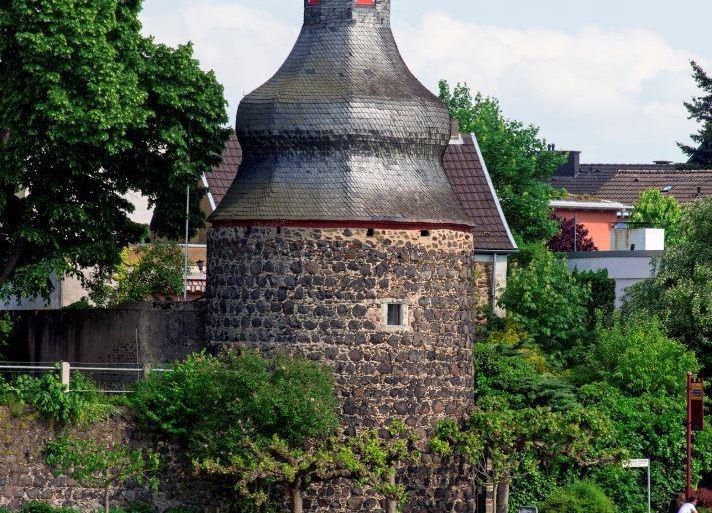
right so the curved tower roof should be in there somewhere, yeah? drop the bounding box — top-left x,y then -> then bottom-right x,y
211,0 -> 473,228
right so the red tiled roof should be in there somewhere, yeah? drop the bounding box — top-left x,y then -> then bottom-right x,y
443,134 -> 517,252
204,130 -> 242,207
204,130 -> 516,252
552,165 -> 712,205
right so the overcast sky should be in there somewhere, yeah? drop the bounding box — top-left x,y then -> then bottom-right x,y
140,0 -> 712,163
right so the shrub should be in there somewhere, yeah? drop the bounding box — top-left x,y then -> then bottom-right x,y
0,371 -> 111,424
541,481 -> 615,513
572,269 -> 616,323
19,502 -> 77,513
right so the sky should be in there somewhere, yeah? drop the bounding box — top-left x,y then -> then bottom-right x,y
139,0 -> 712,163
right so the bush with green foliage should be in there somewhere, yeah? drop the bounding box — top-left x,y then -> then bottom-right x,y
499,245 -> 590,365
17,503 -> 77,513
132,350 -> 344,511
571,269 -> 616,325
630,189 -> 683,245
623,196 -> 712,370
541,481 -> 615,513
576,315 -> 712,513
0,371 -> 110,424
90,244 -> 186,307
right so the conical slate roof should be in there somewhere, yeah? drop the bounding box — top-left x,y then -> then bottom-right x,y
211,0 -> 473,228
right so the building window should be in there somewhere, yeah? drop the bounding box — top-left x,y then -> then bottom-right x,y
381,302 -> 409,331
420,230 -> 431,237
387,304 -> 401,326
366,228 -> 375,237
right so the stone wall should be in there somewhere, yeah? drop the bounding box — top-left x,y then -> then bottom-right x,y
8,301 -> 206,364
207,226 -> 482,513
0,406 -> 231,512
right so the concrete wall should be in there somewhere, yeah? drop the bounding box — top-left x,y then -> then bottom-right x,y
9,301 -> 206,364
566,251 -> 662,307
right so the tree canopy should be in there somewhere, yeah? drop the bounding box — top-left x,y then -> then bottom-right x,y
629,189 -> 683,246
439,81 -> 564,244
679,61 -> 712,167
623,197 -> 712,371
0,0 -> 229,300
548,216 -> 598,253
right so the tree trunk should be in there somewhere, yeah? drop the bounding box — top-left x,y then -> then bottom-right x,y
290,486 -> 303,513
104,483 -> 110,513
386,470 -> 398,513
495,476 -> 510,513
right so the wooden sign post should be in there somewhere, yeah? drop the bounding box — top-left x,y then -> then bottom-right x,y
687,372 -> 705,500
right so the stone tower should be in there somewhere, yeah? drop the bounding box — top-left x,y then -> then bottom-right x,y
207,0 -> 477,510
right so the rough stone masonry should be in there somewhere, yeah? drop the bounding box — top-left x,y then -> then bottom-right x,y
206,0 -> 481,510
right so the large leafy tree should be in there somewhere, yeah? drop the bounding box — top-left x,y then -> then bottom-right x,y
679,61 -> 712,167
439,81 -> 564,243
623,197 -> 712,370
0,0 -> 229,300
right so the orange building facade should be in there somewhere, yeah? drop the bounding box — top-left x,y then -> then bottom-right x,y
551,200 -> 632,251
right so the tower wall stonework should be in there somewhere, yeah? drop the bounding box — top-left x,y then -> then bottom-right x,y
206,225 -> 477,512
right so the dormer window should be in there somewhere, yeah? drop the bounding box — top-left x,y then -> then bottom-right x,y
355,0 -> 376,5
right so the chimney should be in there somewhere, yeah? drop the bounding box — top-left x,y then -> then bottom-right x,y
450,120 -> 461,142
554,151 -> 581,178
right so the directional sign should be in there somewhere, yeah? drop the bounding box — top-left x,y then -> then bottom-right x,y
624,459 -> 651,469
691,379 -> 705,431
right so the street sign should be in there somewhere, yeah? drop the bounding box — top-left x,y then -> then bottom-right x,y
624,459 -> 650,468
691,379 -> 705,431
518,508 -> 538,513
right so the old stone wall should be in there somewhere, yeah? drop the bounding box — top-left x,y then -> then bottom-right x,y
0,406 -> 232,512
207,226 -> 483,513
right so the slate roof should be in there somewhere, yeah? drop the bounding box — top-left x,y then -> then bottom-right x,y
552,165 -> 712,205
443,134 -> 517,252
210,0 -> 472,228
204,130 -> 517,253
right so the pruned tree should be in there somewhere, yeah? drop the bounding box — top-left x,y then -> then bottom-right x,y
45,436 -> 160,513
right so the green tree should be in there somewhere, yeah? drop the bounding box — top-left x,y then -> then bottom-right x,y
439,81 -> 564,243
623,197 -> 712,370
576,315 -> 712,513
679,61 -> 712,167
498,245 -> 590,365
0,0 -> 229,300
630,189 -> 683,245
45,436 -> 159,513
132,351 -> 344,511
90,244 -> 185,306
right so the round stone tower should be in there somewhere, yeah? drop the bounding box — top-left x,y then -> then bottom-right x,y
207,0 -> 476,511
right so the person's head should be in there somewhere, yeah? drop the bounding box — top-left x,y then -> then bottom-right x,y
689,496 -> 698,505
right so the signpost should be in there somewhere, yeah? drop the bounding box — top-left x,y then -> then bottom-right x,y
687,373 -> 705,500
624,459 -> 651,513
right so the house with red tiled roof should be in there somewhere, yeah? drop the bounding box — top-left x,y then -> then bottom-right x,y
196,127 -> 517,309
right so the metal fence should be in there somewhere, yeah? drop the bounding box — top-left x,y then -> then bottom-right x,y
0,361 -> 171,393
